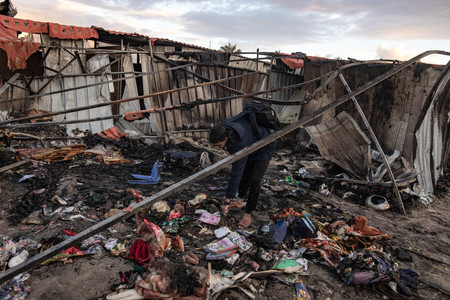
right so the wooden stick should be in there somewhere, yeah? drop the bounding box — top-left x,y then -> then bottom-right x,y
0,159 -> 31,173
0,73 -> 20,97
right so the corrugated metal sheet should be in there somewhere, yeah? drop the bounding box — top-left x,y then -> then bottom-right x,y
415,66 -> 450,193
267,71 -> 303,114
0,38 -> 114,135
296,60 -> 444,162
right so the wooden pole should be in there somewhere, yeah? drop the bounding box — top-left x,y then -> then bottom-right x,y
0,159 -> 31,173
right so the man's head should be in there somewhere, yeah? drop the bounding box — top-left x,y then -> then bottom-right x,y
209,125 -> 228,149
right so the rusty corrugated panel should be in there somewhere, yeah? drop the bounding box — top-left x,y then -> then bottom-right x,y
306,111 -> 372,179
267,71 -> 302,114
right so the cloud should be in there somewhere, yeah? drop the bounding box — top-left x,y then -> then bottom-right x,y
10,0 -> 450,61
375,44 -> 419,61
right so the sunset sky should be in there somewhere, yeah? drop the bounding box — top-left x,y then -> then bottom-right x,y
13,0 -> 450,64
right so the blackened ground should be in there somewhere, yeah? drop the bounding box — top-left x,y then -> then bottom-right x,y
0,136 -> 448,300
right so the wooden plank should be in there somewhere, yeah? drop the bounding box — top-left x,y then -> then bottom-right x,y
119,55 -> 140,113
140,54 -> 159,133
0,159 -> 31,173
0,73 -> 20,96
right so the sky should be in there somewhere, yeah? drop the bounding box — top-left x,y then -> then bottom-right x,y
12,0 -> 450,65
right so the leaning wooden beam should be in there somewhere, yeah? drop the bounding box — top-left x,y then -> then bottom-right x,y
0,73 -> 20,96
0,50 -> 446,283
37,57 -> 77,94
75,51 -> 87,74
338,73 -> 406,214
0,71 -> 260,125
10,132 -> 46,147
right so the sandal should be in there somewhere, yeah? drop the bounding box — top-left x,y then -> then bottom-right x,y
238,214 -> 252,229
228,201 -> 243,210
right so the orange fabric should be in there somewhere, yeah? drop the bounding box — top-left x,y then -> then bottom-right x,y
97,127 -> 128,141
352,216 -> 385,236
0,22 -> 40,70
280,55 -> 304,69
150,37 -> 158,45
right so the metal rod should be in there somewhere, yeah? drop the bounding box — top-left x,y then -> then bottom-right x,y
0,114 -> 121,127
7,82 -> 34,94
0,72 -> 260,125
0,63 -> 199,104
37,57 -> 77,94
75,51 -> 87,74
0,50 -> 445,283
338,72 -> 406,214
155,55 -> 264,102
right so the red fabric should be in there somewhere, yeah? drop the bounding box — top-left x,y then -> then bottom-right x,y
0,22 -> 40,70
48,23 -> 98,40
128,239 -> 151,264
0,15 -> 98,70
97,127 -> 128,141
62,230 -> 78,236
62,246 -> 81,254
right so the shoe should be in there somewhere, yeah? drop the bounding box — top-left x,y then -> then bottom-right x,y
238,214 -> 252,229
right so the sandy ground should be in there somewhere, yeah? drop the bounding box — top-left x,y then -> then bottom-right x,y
0,143 -> 449,300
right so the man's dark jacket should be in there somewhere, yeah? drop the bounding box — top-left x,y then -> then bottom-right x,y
222,115 -> 276,199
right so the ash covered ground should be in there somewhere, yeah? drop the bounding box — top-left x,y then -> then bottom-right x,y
0,127 -> 449,300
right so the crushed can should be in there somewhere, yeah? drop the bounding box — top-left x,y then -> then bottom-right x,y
295,280 -> 311,300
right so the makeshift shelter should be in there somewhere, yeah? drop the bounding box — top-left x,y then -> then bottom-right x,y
0,13 -> 449,300
0,15 -> 448,194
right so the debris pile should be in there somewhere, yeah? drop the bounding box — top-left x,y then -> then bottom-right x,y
0,126 -> 448,300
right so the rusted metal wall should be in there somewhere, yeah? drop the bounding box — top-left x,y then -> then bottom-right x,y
299,60 -> 444,167
141,52 -> 266,134
414,65 -> 450,193
0,37 -> 114,134
0,40 -> 267,138
267,71 -> 303,114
